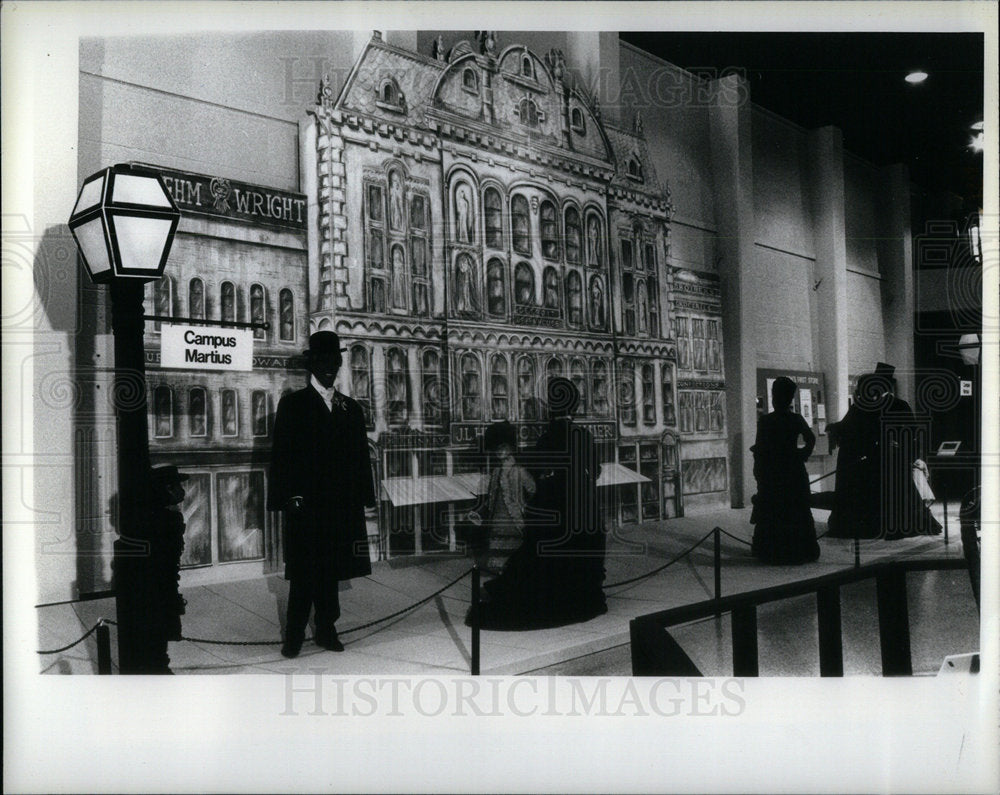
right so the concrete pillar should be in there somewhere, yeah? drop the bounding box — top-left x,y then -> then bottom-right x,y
808,126 -> 850,425
709,74 -> 755,508
879,163 -> 916,403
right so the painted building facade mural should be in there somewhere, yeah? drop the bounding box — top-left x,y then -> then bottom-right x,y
302,32 -> 730,558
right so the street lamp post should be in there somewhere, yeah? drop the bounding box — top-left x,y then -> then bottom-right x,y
69,163 -> 181,672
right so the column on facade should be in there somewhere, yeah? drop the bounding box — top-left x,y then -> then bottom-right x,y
807,126 -> 850,426
709,73 -> 756,508
371,344 -> 388,432
407,345 -> 423,427
879,162 -> 916,403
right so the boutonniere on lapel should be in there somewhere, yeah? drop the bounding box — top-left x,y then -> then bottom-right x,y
330,390 -> 349,412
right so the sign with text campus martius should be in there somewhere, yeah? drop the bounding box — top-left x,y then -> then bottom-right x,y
145,165 -> 307,232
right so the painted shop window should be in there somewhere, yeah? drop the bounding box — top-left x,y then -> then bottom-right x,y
640,443 -> 661,520
514,262 -> 535,305
566,270 -> 583,326
546,356 -> 564,382
707,320 -> 721,372
454,182 -> 475,244
454,253 -> 479,314
490,354 -> 510,420
389,244 -> 408,311
188,277 -> 205,320
388,170 -> 405,232
189,387 -> 207,438
484,188 -> 503,249
692,319 -> 706,370
695,391 -> 709,432
216,470 -> 266,562
661,367 -> 676,426
220,281 -> 237,324
641,364 -> 656,425
385,347 -> 409,425
179,472 -> 211,568
682,457 -> 728,495
250,283 -> 266,340
350,346 -> 374,427
540,200 -> 559,260
251,390 -> 268,437
589,275 -> 606,329
152,275 -> 172,333
421,349 -> 442,425
564,205 -> 581,264
486,258 -> 506,316
517,356 -> 537,421
221,389 -> 239,437
676,316 -> 691,369
518,98 -> 539,128
591,360 -> 610,417
153,385 -> 173,438
710,391 -> 725,432
571,358 -> 588,415
511,195 -> 531,256
570,107 -> 586,135
542,266 -> 560,310
461,353 -> 483,421
620,360 -> 636,427
279,288 -> 295,341
586,215 -> 602,267
463,68 -> 479,93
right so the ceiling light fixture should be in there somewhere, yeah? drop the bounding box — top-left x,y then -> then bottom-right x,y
905,70 -> 929,84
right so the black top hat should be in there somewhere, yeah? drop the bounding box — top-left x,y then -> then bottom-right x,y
874,362 -> 896,378
151,464 -> 189,485
304,330 -> 347,358
484,421 -> 518,452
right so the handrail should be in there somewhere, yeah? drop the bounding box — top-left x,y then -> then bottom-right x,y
630,555 -> 969,678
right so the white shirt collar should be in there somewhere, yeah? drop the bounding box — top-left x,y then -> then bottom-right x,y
310,374 -> 336,410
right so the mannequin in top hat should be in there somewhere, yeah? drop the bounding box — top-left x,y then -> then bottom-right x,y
267,331 -> 376,657
827,363 -> 941,540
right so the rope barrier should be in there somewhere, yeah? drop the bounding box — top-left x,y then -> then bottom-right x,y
603,528 -> 717,589
717,527 -> 753,547
37,619 -> 109,655
178,567 -> 473,647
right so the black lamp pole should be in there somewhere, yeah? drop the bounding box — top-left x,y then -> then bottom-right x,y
110,280 -> 154,673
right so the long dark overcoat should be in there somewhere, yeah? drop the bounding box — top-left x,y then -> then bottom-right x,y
267,386 -> 374,582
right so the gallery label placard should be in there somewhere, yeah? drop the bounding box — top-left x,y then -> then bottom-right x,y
161,324 -> 254,371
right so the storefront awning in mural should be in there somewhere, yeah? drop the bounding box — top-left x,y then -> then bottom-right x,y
450,472 -> 489,496
380,475 -> 479,506
596,463 -> 650,487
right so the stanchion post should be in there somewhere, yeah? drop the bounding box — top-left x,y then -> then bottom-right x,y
471,565 -> 480,676
854,533 -> 860,569
713,527 -> 722,616
942,499 -> 949,545
96,620 -> 112,675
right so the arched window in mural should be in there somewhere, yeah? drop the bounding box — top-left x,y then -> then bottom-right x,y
565,205 -> 581,264
620,239 -> 636,336
571,359 -> 588,415
566,270 -> 583,326
189,277 -> 205,320
661,365 -> 676,426
710,391 -> 725,432
592,360 -> 610,417
486,258 -> 506,316
454,253 -> 479,314
648,280 -> 659,338
540,200 -> 559,260
484,187 -> 503,249
409,193 -> 430,317
463,68 -> 478,92
390,244 -> 408,311
518,98 -> 539,127
546,356 -> 564,382
188,387 -> 207,438
385,347 -> 409,425
586,214 -> 602,267
221,281 -> 236,324
154,385 -> 173,438
692,319 -> 706,370
589,276 -> 605,329
221,388 -> 238,437
388,170 -> 405,232
619,360 -> 636,427
461,353 -> 482,421
514,262 -> 534,306
152,276 -> 172,333
422,349 -> 442,425
627,156 -> 643,181
250,283 -> 266,340
707,319 -> 721,371
570,106 -> 586,135
521,54 -> 534,78
642,364 -> 656,425
511,194 -> 531,256
351,345 -> 373,426
542,266 -> 559,310
517,356 -> 536,421
490,354 -> 509,420
252,390 -> 268,437
279,288 -> 294,341
637,277 -> 649,335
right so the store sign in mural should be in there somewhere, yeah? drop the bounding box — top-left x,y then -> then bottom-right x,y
160,324 -> 254,371
147,165 -> 307,231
